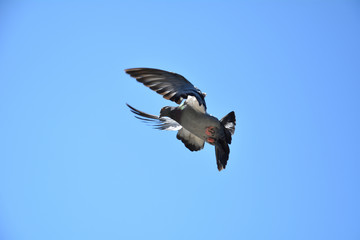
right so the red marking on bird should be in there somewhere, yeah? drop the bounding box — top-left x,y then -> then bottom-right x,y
205,126 -> 215,136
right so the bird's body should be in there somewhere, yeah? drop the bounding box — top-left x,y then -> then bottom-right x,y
168,100 -> 224,144
125,68 -> 236,171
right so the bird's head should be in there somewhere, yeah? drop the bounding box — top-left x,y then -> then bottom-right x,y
160,106 -> 174,118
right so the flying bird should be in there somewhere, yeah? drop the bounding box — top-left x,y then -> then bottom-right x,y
125,68 -> 236,171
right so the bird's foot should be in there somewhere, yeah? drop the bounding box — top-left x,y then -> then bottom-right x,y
205,126 -> 215,136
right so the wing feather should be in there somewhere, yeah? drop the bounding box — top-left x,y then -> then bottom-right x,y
126,104 -> 181,131
125,68 -> 207,109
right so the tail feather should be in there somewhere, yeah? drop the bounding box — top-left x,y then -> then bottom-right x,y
215,139 -> 230,171
220,111 -> 236,135
220,111 -> 236,144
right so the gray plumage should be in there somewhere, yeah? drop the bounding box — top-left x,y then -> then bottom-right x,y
125,68 -> 236,171
125,68 -> 207,109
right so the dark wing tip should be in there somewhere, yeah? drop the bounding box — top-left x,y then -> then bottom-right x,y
125,67 -> 165,74
124,68 -> 150,76
126,103 -> 159,121
125,67 -> 142,72
124,68 -> 133,73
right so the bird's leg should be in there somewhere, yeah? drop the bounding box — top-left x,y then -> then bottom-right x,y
205,126 -> 215,136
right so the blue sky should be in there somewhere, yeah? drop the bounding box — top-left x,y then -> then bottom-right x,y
1,1 -> 359,240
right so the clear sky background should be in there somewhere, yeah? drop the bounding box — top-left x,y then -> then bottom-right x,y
1,1 -> 359,240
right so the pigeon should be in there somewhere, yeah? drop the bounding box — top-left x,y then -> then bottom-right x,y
125,68 -> 236,171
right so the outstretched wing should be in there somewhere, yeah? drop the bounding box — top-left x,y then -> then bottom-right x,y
126,104 -> 181,131
125,68 -> 206,109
